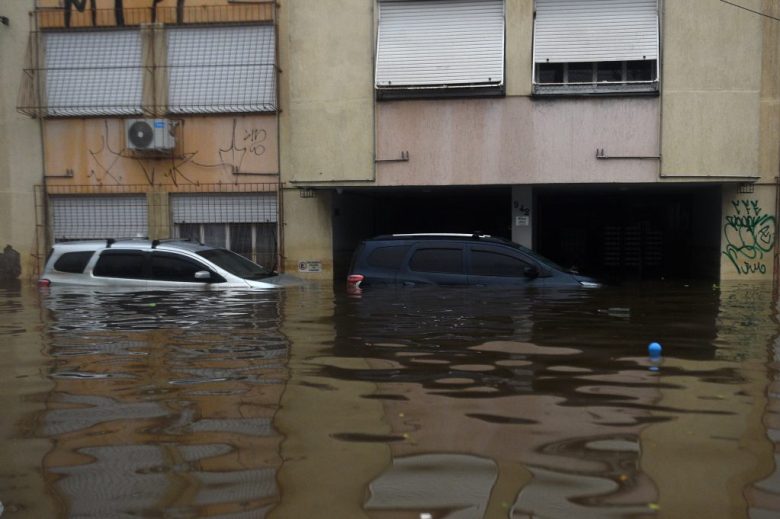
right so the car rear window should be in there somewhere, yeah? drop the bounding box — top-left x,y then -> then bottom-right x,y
53,251 -> 95,273
366,245 -> 410,270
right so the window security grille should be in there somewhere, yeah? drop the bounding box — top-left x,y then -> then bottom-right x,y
22,24 -> 276,117
51,195 -> 148,240
167,25 -> 277,114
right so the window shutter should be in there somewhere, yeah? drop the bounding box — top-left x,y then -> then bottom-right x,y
171,193 -> 277,224
376,0 -> 504,89
51,196 -> 148,240
44,30 -> 143,117
534,0 -> 658,63
167,25 -> 276,113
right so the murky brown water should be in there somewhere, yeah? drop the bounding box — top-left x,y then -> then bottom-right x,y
1,281 -> 779,518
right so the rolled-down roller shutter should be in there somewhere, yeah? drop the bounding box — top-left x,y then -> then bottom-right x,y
167,25 -> 276,113
51,195 -> 148,240
170,193 -> 277,224
44,30 -> 143,116
534,0 -> 658,63
376,0 -> 504,88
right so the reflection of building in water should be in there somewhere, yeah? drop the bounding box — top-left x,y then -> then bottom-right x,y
38,290 -> 286,517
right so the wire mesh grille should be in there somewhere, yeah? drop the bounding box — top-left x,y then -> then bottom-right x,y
19,5 -> 277,117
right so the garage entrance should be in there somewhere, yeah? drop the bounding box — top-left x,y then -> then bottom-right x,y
535,185 -> 722,282
332,184 -> 722,283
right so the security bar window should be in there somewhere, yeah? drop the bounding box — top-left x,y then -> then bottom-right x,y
533,0 -> 659,95
167,25 -> 276,114
375,0 -> 505,98
43,30 -> 143,116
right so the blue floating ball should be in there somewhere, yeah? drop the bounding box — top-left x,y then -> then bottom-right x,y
648,342 -> 662,357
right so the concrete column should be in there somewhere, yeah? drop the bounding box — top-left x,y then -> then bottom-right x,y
146,189 -> 170,240
511,185 -> 533,247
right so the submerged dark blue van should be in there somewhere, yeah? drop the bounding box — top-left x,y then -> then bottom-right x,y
347,233 -> 601,291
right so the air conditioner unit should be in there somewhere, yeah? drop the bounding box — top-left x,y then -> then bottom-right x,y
125,119 -> 175,151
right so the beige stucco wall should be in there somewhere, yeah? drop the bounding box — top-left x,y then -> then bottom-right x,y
278,0 -> 375,183
43,116 -> 278,187
661,0 -> 763,178
280,190 -> 334,279
0,0 -> 43,282
376,97 -> 660,185
505,0 -> 533,97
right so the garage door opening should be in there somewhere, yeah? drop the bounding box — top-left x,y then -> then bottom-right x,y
535,185 -> 722,282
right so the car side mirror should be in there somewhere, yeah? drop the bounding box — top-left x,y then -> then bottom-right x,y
194,270 -> 212,281
523,266 -> 539,279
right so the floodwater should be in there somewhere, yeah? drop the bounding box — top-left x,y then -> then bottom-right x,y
1,281 -> 780,519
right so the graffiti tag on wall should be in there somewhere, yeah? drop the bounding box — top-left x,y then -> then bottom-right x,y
723,199 -> 776,275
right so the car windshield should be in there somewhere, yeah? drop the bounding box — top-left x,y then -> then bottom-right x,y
197,249 -> 274,280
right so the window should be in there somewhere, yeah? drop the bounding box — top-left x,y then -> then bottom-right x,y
409,248 -> 464,274
367,246 -> 410,270
470,249 -> 532,277
43,30 -> 143,116
93,250 -> 146,278
375,0 -> 504,97
150,252 -> 212,282
533,0 -> 659,95
53,251 -> 95,273
171,193 -> 277,268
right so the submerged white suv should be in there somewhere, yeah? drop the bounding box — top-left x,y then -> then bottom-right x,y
39,239 -> 283,289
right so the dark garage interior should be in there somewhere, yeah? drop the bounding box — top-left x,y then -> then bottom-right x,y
332,185 -> 722,283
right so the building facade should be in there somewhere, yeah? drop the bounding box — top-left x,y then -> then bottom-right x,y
7,0 -> 780,285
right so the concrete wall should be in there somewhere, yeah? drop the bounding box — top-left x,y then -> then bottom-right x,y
661,0 -> 763,178
505,0 -> 533,97
681,0 -> 780,282
0,0 -> 42,282
278,0 -> 375,183
376,97 -> 660,186
278,0 -> 376,278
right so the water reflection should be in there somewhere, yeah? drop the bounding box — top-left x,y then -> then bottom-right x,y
0,282 -> 779,517
38,287 -> 286,518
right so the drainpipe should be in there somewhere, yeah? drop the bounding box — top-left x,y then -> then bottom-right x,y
32,7 -> 50,278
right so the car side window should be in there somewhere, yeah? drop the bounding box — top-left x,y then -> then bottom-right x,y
471,248 -> 533,277
409,247 -> 464,274
151,252 -> 214,282
53,251 -> 95,273
367,245 -> 410,269
93,250 -> 146,279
